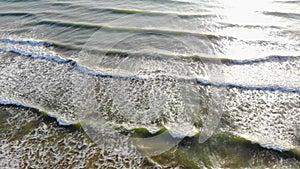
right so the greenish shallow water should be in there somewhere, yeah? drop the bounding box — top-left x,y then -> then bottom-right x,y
1,106 -> 300,168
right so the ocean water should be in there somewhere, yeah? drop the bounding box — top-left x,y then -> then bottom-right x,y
0,0 -> 300,168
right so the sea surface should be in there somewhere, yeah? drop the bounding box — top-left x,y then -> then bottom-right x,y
0,0 -> 300,168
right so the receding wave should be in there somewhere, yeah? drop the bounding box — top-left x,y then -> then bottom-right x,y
0,41 -> 299,94
0,50 -> 299,153
1,100 -> 299,155
4,46 -> 300,94
0,39 -> 299,93
0,32 -> 299,155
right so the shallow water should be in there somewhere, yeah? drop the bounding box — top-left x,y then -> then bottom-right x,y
0,0 -> 300,168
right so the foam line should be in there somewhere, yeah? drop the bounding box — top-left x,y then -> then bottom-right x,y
196,80 -> 300,94
0,101 -> 31,109
3,38 -> 298,65
1,47 -> 300,94
0,101 -> 73,126
0,47 -> 72,63
2,39 -> 52,47
259,144 -> 286,152
228,55 -> 293,65
0,101 -> 293,153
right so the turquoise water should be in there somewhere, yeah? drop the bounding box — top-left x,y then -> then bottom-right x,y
0,0 -> 300,168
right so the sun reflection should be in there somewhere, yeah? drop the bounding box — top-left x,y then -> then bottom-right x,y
212,0 -> 300,59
